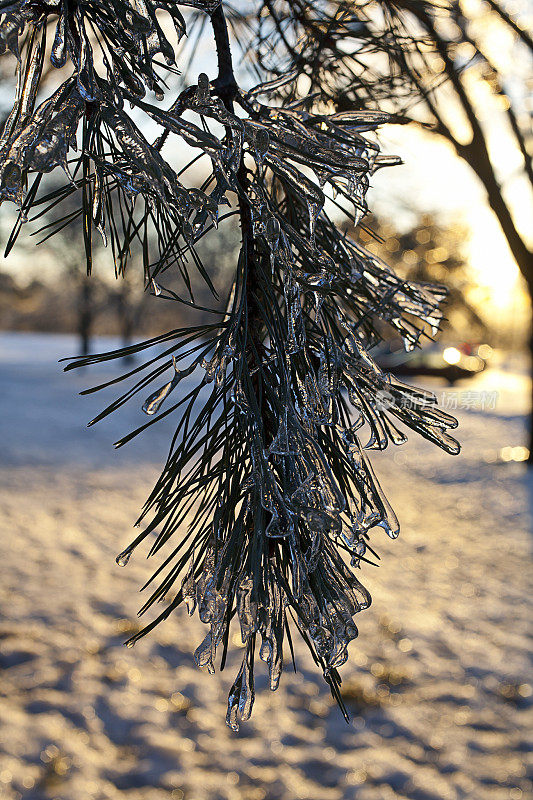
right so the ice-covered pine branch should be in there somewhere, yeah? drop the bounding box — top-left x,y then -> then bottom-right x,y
0,0 -> 459,730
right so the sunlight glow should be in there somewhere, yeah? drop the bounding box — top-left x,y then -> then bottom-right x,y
443,347 -> 462,365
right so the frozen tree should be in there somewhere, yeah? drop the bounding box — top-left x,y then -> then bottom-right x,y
0,1 -> 459,729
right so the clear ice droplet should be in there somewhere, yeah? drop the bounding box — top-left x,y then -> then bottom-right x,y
116,547 -> 133,567
142,381 -> 173,415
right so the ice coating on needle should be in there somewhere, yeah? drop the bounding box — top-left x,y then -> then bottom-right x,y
0,0 -> 459,731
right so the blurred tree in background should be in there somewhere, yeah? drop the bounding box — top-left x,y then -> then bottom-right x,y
353,213 -> 489,340
0,186 -> 238,352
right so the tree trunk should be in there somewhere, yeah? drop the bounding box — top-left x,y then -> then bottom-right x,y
116,282 -> 135,363
457,141 -> 533,289
462,144 -> 533,465
461,144 -> 533,466
527,328 -> 533,464
78,277 -> 93,357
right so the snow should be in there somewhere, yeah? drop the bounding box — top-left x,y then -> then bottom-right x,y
0,332 -> 531,800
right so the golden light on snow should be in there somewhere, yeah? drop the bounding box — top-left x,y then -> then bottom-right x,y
499,445 -> 529,463
478,344 -> 493,360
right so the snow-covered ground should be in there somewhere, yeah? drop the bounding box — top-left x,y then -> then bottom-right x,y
0,332 -> 531,800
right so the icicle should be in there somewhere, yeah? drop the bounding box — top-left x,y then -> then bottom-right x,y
264,216 -> 280,275
269,408 -> 294,456
253,127 -> 270,170
182,568 -> 196,615
238,659 -> 255,721
142,381 -> 173,415
194,632 -> 216,674
0,162 -> 23,206
307,199 -> 321,249
51,5 -> 67,68
197,72 -> 210,104
202,354 -> 221,383
142,359 -> 197,415
116,546 -> 133,567
231,380 -> 249,413
247,68 -> 299,97
237,578 -> 256,642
